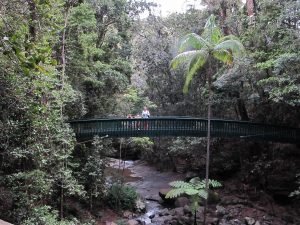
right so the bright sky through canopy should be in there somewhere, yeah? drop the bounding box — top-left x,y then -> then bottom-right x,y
144,0 -> 247,17
146,0 -> 205,17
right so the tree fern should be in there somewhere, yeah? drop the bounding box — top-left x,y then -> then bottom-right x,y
166,177 -> 221,200
209,179 -> 222,188
169,180 -> 193,189
165,188 -> 186,199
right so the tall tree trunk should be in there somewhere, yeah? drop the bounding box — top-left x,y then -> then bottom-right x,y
59,4 -> 73,219
219,0 -> 229,35
204,61 -> 212,225
246,0 -> 255,16
237,98 -> 249,121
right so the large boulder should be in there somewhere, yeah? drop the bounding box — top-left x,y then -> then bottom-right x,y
158,188 -> 171,199
158,188 -> 175,204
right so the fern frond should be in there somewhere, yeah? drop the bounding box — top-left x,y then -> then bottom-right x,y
185,188 -> 200,196
169,180 -> 193,189
165,188 -> 185,199
198,190 -> 208,199
209,179 -> 222,188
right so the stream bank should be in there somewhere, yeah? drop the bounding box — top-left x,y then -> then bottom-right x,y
99,159 -> 300,225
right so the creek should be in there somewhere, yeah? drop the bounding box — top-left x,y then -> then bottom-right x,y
104,158 -> 300,225
108,159 -> 183,224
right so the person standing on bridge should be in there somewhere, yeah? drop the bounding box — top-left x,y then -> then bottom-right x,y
142,106 -> 150,118
142,106 -> 150,129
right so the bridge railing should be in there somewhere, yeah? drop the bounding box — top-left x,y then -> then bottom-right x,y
69,117 -> 300,142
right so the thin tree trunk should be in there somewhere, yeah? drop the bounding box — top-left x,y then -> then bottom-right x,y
60,181 -> 64,219
26,0 -> 37,42
60,6 -> 72,117
90,191 -> 93,211
204,61 -> 212,225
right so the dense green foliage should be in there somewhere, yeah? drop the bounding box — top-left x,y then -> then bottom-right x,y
0,0 -> 150,223
106,184 -> 138,212
1,0 -> 299,223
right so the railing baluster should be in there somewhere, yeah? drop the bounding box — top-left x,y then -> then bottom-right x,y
69,117 -> 299,143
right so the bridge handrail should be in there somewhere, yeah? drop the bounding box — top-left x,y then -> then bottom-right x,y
68,117 -> 299,143
69,116 -> 299,130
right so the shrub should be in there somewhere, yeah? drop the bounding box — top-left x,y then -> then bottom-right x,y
23,206 -> 75,225
106,184 -> 138,211
22,206 -> 95,225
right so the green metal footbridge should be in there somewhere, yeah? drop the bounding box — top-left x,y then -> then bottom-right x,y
69,117 -> 299,143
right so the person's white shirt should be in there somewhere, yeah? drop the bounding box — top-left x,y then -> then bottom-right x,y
142,109 -> 150,118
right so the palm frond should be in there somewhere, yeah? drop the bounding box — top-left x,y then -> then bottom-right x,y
170,50 -> 200,70
183,50 -> 209,93
214,40 -> 245,56
178,33 -> 209,53
202,14 -> 222,44
212,49 -> 233,65
218,35 -> 241,43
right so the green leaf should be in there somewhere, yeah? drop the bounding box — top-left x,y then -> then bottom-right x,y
178,33 -> 209,53
183,49 -> 209,93
170,50 -> 201,70
213,40 -> 245,56
185,188 -> 200,195
198,190 -> 208,199
169,180 -> 193,189
212,49 -> 233,65
209,179 -> 222,188
202,14 -> 222,44
165,188 -> 185,198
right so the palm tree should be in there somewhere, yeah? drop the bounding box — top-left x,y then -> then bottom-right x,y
170,14 -> 244,223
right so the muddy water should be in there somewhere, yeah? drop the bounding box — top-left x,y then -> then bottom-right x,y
108,159 -> 183,224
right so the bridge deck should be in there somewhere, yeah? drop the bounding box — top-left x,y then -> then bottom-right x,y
69,117 -> 300,143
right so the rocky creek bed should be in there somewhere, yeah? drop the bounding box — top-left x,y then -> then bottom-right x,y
98,159 -> 300,225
